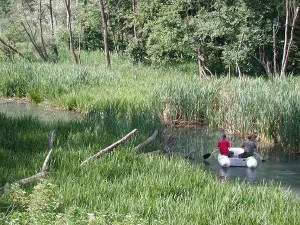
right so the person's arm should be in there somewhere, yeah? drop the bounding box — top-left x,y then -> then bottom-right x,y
240,140 -> 245,148
254,142 -> 257,152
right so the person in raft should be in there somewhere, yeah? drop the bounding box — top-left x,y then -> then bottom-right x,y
217,134 -> 234,157
239,135 -> 257,158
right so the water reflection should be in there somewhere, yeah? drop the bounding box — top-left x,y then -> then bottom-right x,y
0,102 -> 82,122
218,167 -> 258,182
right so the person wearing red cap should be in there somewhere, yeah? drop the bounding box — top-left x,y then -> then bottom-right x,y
239,135 -> 257,158
217,134 -> 233,157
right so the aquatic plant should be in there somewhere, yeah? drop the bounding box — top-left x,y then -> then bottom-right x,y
0,52 -> 299,152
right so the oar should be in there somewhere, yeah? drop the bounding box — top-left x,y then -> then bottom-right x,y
254,152 -> 267,162
203,149 -> 219,160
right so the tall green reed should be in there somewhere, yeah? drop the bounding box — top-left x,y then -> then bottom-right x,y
0,54 -> 299,152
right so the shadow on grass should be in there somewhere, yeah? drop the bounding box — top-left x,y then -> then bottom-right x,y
0,104 -> 163,187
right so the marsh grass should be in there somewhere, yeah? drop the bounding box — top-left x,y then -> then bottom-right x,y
0,52 -> 299,151
0,51 -> 299,151
0,110 -> 300,224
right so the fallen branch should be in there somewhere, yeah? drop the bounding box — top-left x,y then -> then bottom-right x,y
42,130 -> 55,173
184,149 -> 196,159
11,171 -> 51,186
144,150 -> 160,156
0,131 -> 55,192
80,129 -> 138,167
133,130 -> 158,151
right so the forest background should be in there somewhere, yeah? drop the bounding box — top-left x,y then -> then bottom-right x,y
0,0 -> 299,77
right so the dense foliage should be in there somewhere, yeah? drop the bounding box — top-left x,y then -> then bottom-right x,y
0,0 -> 299,75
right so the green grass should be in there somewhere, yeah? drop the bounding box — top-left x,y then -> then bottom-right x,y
0,52 -> 298,152
0,112 -> 300,224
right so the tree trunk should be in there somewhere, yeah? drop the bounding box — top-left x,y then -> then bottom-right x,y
273,25 -> 278,74
78,20 -> 82,64
39,0 -> 48,60
281,5 -> 299,76
281,0 -> 289,76
198,43 -> 206,78
112,31 -> 119,54
64,0 -> 79,64
21,22 -> 47,61
132,0 -> 137,39
267,61 -> 272,80
0,37 -> 25,59
49,0 -> 58,56
235,32 -> 244,78
99,0 -> 110,67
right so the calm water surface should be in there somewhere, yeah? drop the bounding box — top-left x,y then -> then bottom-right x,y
165,127 -> 300,196
1,103 -> 299,196
0,102 -> 82,122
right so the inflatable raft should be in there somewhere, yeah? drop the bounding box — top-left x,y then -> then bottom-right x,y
218,147 -> 258,168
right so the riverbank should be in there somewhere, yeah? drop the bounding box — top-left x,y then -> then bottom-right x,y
0,56 -> 299,153
0,97 -> 28,104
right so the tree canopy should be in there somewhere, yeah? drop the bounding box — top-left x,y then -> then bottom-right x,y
0,0 -> 299,76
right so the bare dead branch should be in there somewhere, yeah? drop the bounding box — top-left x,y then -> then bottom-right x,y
41,149 -> 53,173
133,130 -> 158,151
0,131 -> 55,192
184,149 -> 196,159
80,129 -> 138,167
144,150 -> 160,156
11,171 -> 51,186
48,130 -> 55,150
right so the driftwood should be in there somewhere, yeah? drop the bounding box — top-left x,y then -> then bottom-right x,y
144,150 -> 160,156
184,149 -> 196,159
80,129 -> 137,167
10,172 -> 51,186
133,130 -> 158,151
0,131 -> 55,192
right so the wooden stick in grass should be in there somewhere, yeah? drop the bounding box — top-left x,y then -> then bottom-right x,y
0,131 -> 55,192
184,149 -> 196,159
133,130 -> 158,151
80,129 -> 138,167
144,150 -> 160,156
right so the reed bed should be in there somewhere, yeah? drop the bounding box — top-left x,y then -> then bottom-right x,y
1,112 -> 300,224
0,52 -> 299,152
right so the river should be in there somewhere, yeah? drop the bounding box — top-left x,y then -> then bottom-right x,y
1,102 -> 299,196
165,126 -> 300,196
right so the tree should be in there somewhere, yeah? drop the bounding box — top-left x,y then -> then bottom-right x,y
49,0 -> 58,56
0,37 -> 25,59
281,0 -> 299,76
39,0 -> 48,60
99,0 -> 110,67
64,0 -> 79,64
